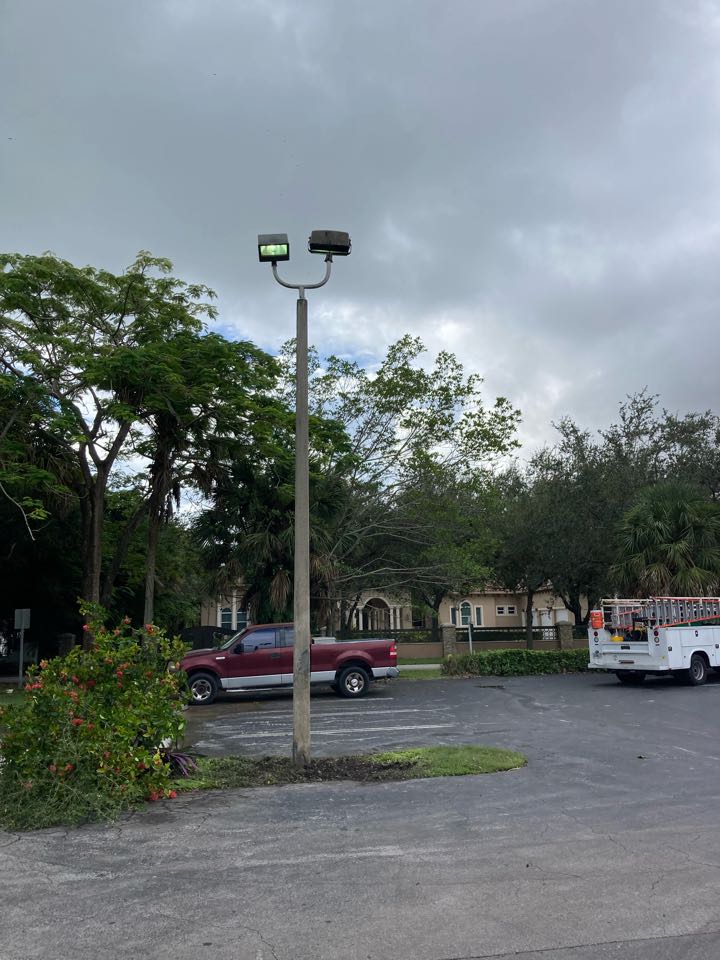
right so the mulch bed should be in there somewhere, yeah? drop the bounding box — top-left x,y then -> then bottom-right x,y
192,754 -> 416,789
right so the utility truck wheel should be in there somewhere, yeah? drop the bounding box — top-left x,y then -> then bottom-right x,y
688,654 -> 707,686
615,671 -> 645,685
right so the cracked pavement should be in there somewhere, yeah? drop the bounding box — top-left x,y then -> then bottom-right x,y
3,673 -> 720,959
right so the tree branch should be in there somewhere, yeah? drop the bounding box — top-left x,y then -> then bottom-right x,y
0,479 -> 37,541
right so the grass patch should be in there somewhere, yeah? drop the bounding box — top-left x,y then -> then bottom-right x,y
399,667 -> 444,680
0,685 -> 24,708
397,656 -> 442,665
174,746 -> 526,792
372,745 -> 526,777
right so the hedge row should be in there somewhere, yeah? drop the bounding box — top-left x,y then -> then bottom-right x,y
442,648 -> 589,677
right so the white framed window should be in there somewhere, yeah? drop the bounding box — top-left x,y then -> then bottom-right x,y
507,605 -> 516,615
220,607 -> 232,629
496,605 -> 505,616
455,602 -> 483,627
236,609 -> 248,631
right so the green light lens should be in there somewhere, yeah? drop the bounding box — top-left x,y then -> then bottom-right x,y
259,244 -> 288,258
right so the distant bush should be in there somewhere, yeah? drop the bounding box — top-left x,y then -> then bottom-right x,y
442,649 -> 588,677
391,630 -> 436,643
0,606 -> 188,831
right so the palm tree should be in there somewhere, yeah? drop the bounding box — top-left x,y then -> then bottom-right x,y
195,455 -> 348,627
611,483 -> 720,596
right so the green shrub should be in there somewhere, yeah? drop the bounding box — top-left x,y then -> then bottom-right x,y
442,648 -> 588,677
392,630 -> 435,644
0,607 -> 189,831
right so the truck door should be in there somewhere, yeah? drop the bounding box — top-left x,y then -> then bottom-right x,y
276,627 -> 296,684
221,627 -> 284,689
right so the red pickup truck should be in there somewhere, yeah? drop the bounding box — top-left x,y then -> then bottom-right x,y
181,623 -> 399,704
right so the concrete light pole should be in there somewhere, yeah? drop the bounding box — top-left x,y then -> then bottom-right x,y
257,231 -> 351,767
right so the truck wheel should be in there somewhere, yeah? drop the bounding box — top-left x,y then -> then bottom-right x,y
337,666 -> 370,698
615,671 -> 645,685
688,654 -> 707,686
188,672 -> 218,705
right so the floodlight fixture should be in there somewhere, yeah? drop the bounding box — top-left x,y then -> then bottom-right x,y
308,230 -> 351,257
257,233 -> 290,263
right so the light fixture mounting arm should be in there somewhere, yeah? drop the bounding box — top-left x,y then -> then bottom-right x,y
271,255 -> 333,300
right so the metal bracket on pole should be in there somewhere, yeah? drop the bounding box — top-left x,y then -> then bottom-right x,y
271,255 -> 332,296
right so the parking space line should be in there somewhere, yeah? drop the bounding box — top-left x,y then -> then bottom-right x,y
223,723 -> 457,739
242,707 -> 426,718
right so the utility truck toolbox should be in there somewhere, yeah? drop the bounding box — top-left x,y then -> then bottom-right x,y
588,597 -> 720,686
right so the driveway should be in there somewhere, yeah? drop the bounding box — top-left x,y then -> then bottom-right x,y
4,673 -> 720,960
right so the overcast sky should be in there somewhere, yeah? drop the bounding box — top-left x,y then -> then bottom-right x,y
2,0 -> 719,453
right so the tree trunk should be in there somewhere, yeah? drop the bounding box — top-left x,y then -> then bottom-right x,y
143,511 -> 160,626
82,474 -> 106,649
100,498 -> 149,608
525,589 -> 535,650
143,457 -> 172,626
83,477 -> 104,604
564,589 -> 584,626
79,488 -> 92,598
431,589 -> 445,641
342,595 -> 361,631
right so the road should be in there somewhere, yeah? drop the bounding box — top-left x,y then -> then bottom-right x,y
3,673 -> 720,959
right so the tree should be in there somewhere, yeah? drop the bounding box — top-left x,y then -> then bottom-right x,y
527,421 -> 619,622
194,440 -> 349,628
657,410 -> 720,502
388,462 -> 498,636
283,335 -> 520,621
611,483 -> 720,595
196,336 -> 518,631
522,394 -> 720,620
0,371 -> 76,542
493,470 -> 554,647
0,251 -> 215,617
99,487 -> 208,633
120,330 -> 279,624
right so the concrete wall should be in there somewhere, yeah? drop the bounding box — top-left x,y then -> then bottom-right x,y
396,641 -> 443,659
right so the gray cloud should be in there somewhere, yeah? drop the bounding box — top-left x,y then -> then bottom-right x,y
2,0 -> 719,452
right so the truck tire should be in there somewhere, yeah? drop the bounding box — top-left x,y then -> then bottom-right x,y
336,665 -> 371,698
615,671 -> 645,685
188,671 -> 218,705
688,654 -> 708,686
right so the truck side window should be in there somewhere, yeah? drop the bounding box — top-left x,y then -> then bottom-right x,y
240,628 -> 277,652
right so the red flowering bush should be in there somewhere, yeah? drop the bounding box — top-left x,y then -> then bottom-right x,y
0,606 -> 189,830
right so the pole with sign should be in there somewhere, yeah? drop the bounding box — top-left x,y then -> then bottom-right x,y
14,608 -> 30,688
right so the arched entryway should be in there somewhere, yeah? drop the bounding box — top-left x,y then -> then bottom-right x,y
362,597 -> 390,631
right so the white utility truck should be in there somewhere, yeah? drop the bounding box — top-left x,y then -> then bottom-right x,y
588,597 -> 720,685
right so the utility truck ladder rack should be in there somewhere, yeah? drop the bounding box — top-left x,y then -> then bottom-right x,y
599,597 -> 720,630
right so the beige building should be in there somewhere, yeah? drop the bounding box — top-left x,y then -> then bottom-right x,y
200,585 -> 580,633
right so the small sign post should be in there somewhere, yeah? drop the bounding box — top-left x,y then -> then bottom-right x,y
14,608 -> 30,688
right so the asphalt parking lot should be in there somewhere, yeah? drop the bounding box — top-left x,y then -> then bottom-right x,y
5,672 -> 720,960
184,669 -> 720,771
